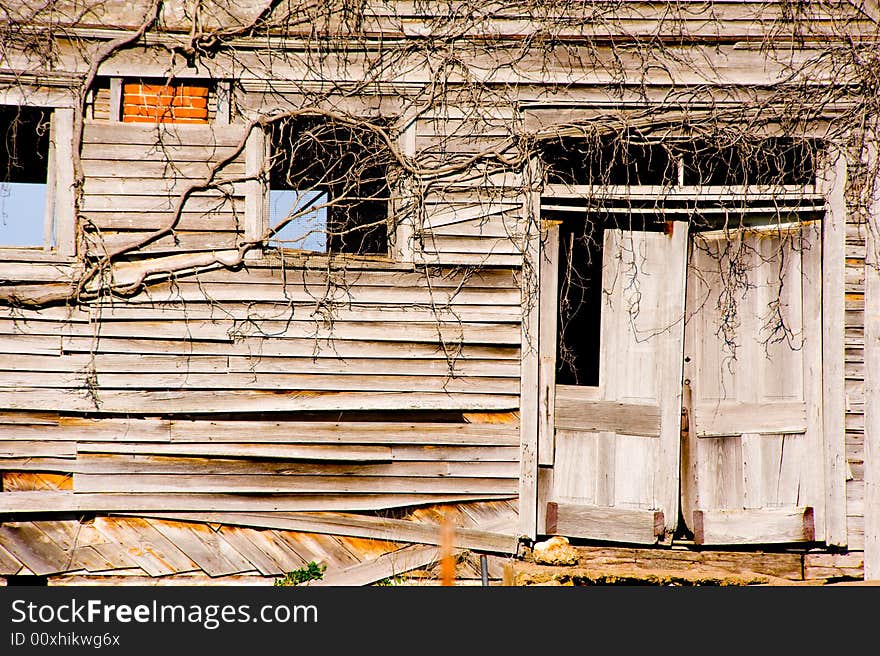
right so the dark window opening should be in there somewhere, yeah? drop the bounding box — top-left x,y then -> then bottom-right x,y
548,206 -> 675,387
681,138 -> 819,186
1,105 -> 52,247
556,216 -> 604,387
541,135 -> 677,186
269,117 -> 390,255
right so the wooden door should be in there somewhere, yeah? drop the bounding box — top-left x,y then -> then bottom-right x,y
682,222 -> 823,545
546,221 -> 688,544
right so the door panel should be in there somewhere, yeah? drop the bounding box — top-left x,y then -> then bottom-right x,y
683,222 -> 823,545
547,222 -> 688,544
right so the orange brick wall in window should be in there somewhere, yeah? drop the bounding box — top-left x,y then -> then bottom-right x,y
122,82 -> 209,124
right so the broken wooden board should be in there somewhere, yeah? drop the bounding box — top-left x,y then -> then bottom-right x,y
546,502 -> 664,545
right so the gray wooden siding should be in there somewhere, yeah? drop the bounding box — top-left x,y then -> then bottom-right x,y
80,123 -> 248,257
0,252 -> 522,511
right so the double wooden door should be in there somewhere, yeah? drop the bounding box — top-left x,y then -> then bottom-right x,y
541,220 -> 823,546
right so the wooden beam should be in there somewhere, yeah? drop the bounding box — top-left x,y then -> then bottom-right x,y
555,394 -> 662,437
72,473 -> 518,495
820,145 -> 849,547
693,402 -> 807,437
545,502 -> 664,545
314,545 -> 440,586
244,124 -> 265,259
693,507 -> 815,546
392,118 -> 416,263
52,108 -> 76,258
865,135 -> 880,580
518,163 -> 540,540
108,77 -> 122,123
0,491 -> 512,514
116,511 -> 518,554
537,221 -> 559,466
656,220 -> 689,537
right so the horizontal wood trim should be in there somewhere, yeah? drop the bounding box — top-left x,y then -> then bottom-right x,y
83,211 -> 242,232
546,502 -> 664,545
0,353 -> 519,377
0,441 -> 76,458
0,372 -> 519,395
83,122 -> 246,147
82,178 -> 245,197
80,142 -> 243,163
693,401 -> 807,437
73,473 -> 518,495
4,320 -> 520,345
52,284 -> 521,307
0,418 -> 519,445
58,336 -> 519,359
123,511 -> 518,554
555,396 -> 661,437
85,232 -> 241,255
0,491 -> 514,513
419,235 -> 522,256
81,192 -> 245,210
75,443 -> 520,462
0,389 -> 519,414
69,454 -> 518,477
413,253 -> 522,267
693,507 -> 815,545
81,159 -> 246,179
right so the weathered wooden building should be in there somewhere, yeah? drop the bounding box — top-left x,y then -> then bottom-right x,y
0,1 -> 878,584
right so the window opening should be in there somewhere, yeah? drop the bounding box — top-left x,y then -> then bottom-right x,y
542,135 -> 677,186
268,117 -> 390,255
539,134 -> 823,388
0,105 -> 52,247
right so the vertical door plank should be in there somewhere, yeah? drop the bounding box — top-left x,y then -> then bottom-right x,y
820,147 -> 848,547
538,223 -> 560,466
552,430 -> 598,503
595,430 -> 616,507
802,221 -> 826,540
741,432 -> 764,509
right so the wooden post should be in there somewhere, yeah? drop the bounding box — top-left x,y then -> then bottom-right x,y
243,125 -> 266,260
819,144 -> 848,547
52,108 -> 76,258
518,158 -> 541,541
865,136 -> 880,580
108,77 -> 123,123
392,117 -> 416,263
537,220 -> 560,466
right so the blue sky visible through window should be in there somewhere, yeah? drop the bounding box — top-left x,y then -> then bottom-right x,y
268,189 -> 328,252
0,182 -> 47,247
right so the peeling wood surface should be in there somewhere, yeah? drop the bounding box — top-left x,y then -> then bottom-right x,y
0,501 -> 518,583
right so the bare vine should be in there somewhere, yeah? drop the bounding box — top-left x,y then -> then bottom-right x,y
0,0 -> 878,392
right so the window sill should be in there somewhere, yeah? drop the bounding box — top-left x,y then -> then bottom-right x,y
0,248 -> 77,264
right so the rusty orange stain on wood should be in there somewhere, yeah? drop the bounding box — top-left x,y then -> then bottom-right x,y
462,411 -> 519,424
2,472 -> 72,491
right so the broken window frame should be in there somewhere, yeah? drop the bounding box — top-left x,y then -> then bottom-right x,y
0,97 -> 76,258
260,116 -> 394,258
539,134 -> 828,392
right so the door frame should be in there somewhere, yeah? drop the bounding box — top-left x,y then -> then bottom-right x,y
521,146 -> 848,547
